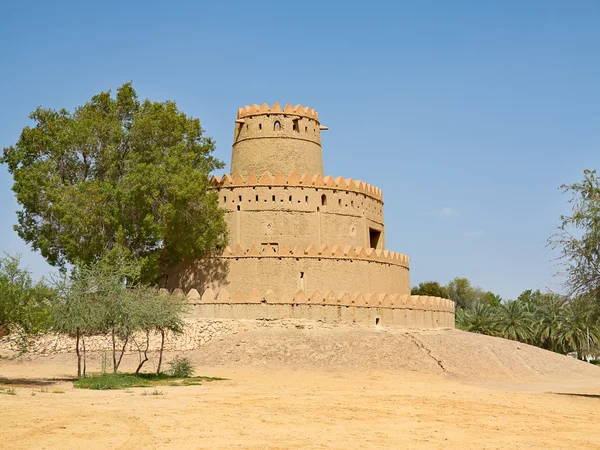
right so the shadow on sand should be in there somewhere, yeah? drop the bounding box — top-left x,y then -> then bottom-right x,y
551,392 -> 600,399
0,376 -> 74,387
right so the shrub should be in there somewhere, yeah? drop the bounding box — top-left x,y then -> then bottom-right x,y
168,356 -> 194,378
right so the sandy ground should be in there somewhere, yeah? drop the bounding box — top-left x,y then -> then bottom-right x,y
1,326 -> 600,449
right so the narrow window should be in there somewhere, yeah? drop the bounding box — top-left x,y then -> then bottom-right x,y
274,121 -> 281,131
255,194 -> 259,202
305,196 -> 308,203
259,123 -> 262,131
321,194 -> 327,206
369,228 -> 382,249
305,126 -> 308,133
272,195 -> 275,203
293,119 -> 300,132
237,205 -> 240,211
289,195 -> 292,202
338,199 -> 342,207
223,196 -> 227,203
238,195 -> 242,202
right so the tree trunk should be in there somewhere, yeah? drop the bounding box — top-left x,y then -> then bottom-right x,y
134,331 -> 150,375
112,329 -> 117,373
156,329 -> 165,375
75,328 -> 81,378
115,334 -> 129,373
82,337 -> 87,378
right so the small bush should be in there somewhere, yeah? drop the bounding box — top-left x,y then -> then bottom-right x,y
590,359 -> 600,366
168,356 -> 194,378
141,389 -> 164,396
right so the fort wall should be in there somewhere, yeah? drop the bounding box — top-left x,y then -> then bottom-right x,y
211,172 -> 385,249
162,244 -> 410,297
161,287 -> 455,329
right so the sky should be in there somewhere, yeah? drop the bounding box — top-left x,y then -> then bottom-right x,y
1,1 -> 599,300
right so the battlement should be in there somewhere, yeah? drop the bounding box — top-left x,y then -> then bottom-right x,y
218,243 -> 408,267
237,102 -> 319,121
210,172 -> 383,201
162,287 -> 454,313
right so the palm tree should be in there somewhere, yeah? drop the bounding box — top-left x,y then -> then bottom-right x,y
532,297 -> 566,352
456,303 -> 498,336
555,298 -> 600,360
496,300 -> 534,342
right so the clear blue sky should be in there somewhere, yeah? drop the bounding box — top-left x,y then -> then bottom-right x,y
1,1 -> 598,299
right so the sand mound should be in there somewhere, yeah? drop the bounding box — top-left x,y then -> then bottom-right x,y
187,321 -> 599,384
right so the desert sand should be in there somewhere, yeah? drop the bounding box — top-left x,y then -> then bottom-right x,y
1,323 -> 599,449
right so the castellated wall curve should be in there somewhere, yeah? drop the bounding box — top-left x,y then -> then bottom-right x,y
160,287 -> 456,329
162,244 -> 410,298
231,103 -> 324,177
211,172 -> 385,250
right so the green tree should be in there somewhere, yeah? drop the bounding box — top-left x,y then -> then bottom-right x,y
481,291 -> 503,307
130,287 -> 188,375
531,296 -> 566,352
1,82 -> 227,283
446,277 -> 485,310
53,256 -> 189,376
455,303 -> 498,336
555,296 -> 600,360
0,253 -> 54,351
549,170 -> 600,298
411,281 -> 448,298
495,300 -> 534,342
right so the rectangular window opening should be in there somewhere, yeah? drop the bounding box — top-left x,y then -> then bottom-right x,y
369,228 -> 382,249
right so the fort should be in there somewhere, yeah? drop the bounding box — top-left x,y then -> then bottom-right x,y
162,103 -> 455,329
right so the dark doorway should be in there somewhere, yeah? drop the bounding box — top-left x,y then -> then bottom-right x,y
369,228 -> 381,249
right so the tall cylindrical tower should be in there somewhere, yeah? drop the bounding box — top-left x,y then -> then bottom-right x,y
231,103 -> 325,177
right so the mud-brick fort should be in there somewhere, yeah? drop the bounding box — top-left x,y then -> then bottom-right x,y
163,103 -> 455,329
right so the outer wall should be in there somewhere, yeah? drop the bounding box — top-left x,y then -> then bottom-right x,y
162,256 -> 410,298
188,303 -> 455,329
217,185 -> 385,250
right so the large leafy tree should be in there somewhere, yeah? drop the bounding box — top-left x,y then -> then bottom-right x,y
411,281 -> 448,298
1,82 -> 227,283
549,169 -> 600,297
446,277 -> 486,309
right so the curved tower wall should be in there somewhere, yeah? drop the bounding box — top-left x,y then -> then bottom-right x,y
215,173 -> 385,250
231,103 -> 324,177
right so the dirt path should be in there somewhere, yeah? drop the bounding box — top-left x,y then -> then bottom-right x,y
1,356 -> 599,449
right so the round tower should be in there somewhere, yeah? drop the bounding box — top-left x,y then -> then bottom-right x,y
231,102 -> 325,177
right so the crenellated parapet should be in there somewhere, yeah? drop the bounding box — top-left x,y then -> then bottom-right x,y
218,243 -> 408,268
163,287 -> 455,313
210,172 -> 383,202
237,102 -> 319,121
